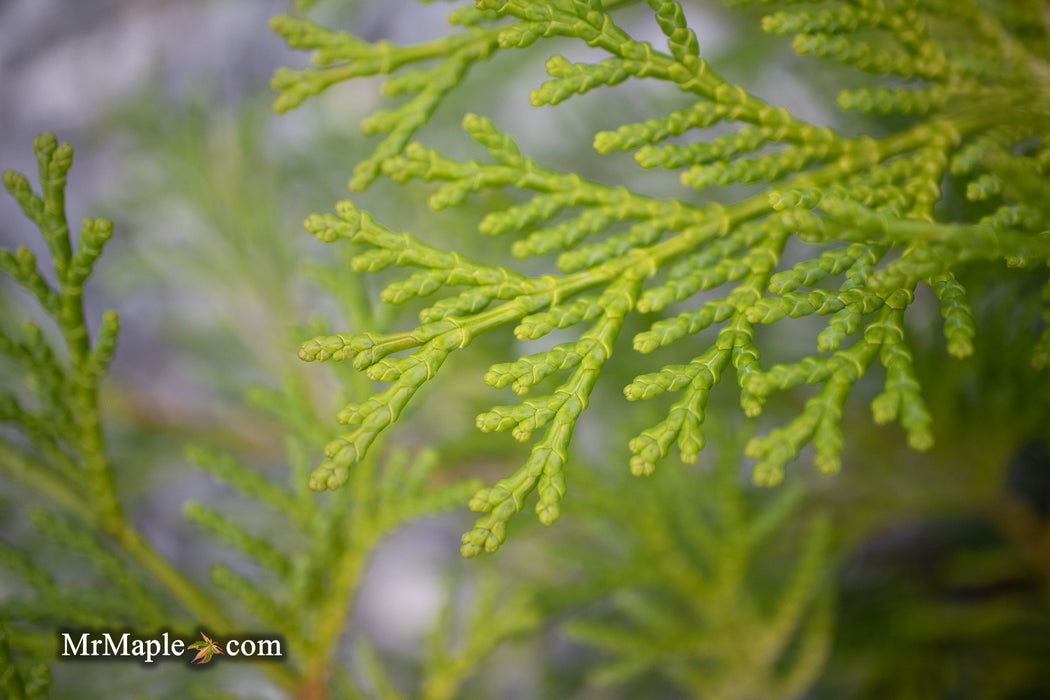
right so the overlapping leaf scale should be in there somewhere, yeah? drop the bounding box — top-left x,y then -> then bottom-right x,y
278,0 -> 1050,555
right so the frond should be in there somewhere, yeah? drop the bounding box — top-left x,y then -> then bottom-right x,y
277,0 -> 1050,554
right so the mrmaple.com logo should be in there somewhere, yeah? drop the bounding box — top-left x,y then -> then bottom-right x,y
59,630 -> 282,665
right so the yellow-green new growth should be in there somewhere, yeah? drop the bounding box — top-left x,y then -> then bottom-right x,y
0,124 -> 535,697
1,133 -> 121,528
276,0 -> 1050,555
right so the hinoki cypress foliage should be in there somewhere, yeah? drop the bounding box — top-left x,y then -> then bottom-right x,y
1,0 -> 1049,697
0,127 -> 542,699
273,0 -> 1050,556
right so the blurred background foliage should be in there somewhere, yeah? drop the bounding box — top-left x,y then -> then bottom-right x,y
1,0 -> 1050,698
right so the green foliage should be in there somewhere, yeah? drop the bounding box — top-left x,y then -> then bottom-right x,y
555,446 -> 833,698
0,128 -> 526,698
353,574 -> 540,700
275,0 -> 1050,556
0,622 -> 50,700
1,133 -> 120,527
3,0 -> 1050,697
184,385 -> 483,679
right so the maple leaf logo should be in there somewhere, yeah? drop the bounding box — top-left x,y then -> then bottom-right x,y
186,632 -> 224,664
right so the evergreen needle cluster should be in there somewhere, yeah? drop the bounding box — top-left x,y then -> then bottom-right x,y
2,0 -> 1049,696
0,131 -> 525,698
273,0 -> 1050,555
